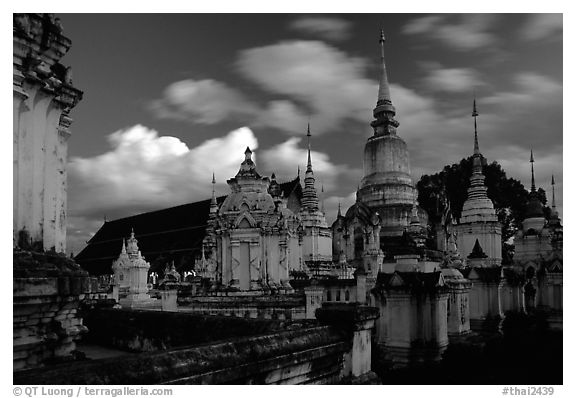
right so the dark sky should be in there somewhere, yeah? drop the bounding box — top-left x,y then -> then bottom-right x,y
56,14 -> 563,255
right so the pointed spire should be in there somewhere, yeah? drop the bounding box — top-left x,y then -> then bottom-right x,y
121,239 -> 127,254
306,122 -> 313,172
530,149 -> 536,192
371,29 -> 399,136
337,202 -> 342,218
321,184 -> 325,213
377,29 -> 392,105
297,164 -> 300,177
301,122 -> 319,211
472,98 -> 480,155
210,172 -> 218,211
551,174 -> 556,209
245,146 -> 252,160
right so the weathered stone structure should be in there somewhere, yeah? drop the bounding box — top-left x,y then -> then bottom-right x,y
15,305 -> 380,384
332,31 -> 429,270
13,14 -> 87,372
462,240 -> 504,332
372,270 -> 449,366
13,14 -> 82,253
13,250 -> 91,370
453,101 -> 502,265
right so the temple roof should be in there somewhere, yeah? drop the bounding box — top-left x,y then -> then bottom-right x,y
75,178 -> 302,275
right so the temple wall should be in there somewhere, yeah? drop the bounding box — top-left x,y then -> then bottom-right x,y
454,222 -> 502,264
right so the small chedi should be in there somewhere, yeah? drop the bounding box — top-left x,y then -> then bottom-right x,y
111,229 -> 154,308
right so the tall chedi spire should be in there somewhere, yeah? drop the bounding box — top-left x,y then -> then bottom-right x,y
355,30 -> 416,235
370,30 -> 399,136
301,123 -> 320,211
210,172 -> 218,214
525,150 -> 544,218
454,98 -> 502,265
460,99 -> 497,223
548,174 -> 561,224
473,98 -> 480,155
299,123 -> 332,264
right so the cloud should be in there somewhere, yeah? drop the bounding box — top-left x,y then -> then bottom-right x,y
403,14 -> 497,50
255,100 -> 309,135
68,125 -> 258,220
149,79 -> 259,124
258,137 -> 360,193
236,40 -> 376,134
67,125 -> 260,254
421,63 -> 483,93
518,14 -> 562,41
288,16 -> 352,41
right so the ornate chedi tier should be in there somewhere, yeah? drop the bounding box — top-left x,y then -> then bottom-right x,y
460,100 -> 498,224
299,124 -> 332,267
455,100 -> 501,265
356,31 -> 418,235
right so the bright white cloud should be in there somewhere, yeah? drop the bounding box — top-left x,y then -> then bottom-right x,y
150,79 -> 259,124
519,14 -> 562,41
289,16 -> 352,41
403,14 -> 497,50
68,125 -> 258,220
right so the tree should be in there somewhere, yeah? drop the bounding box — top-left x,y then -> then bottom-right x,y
417,156 -> 550,263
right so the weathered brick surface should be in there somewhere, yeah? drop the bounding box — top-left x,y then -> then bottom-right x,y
13,249 -> 91,370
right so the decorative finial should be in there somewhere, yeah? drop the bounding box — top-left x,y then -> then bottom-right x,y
376,29 -> 392,105
244,146 -> 252,160
121,239 -> 126,254
530,149 -> 536,192
130,227 -> 135,239
337,201 -> 342,218
472,98 -> 480,155
551,174 -> 556,208
306,122 -> 313,172
210,172 -> 217,207
297,164 -> 300,177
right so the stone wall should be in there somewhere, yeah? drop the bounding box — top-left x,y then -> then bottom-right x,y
15,305 -> 380,384
82,308 -> 317,352
13,249 -> 92,370
177,293 -> 306,320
